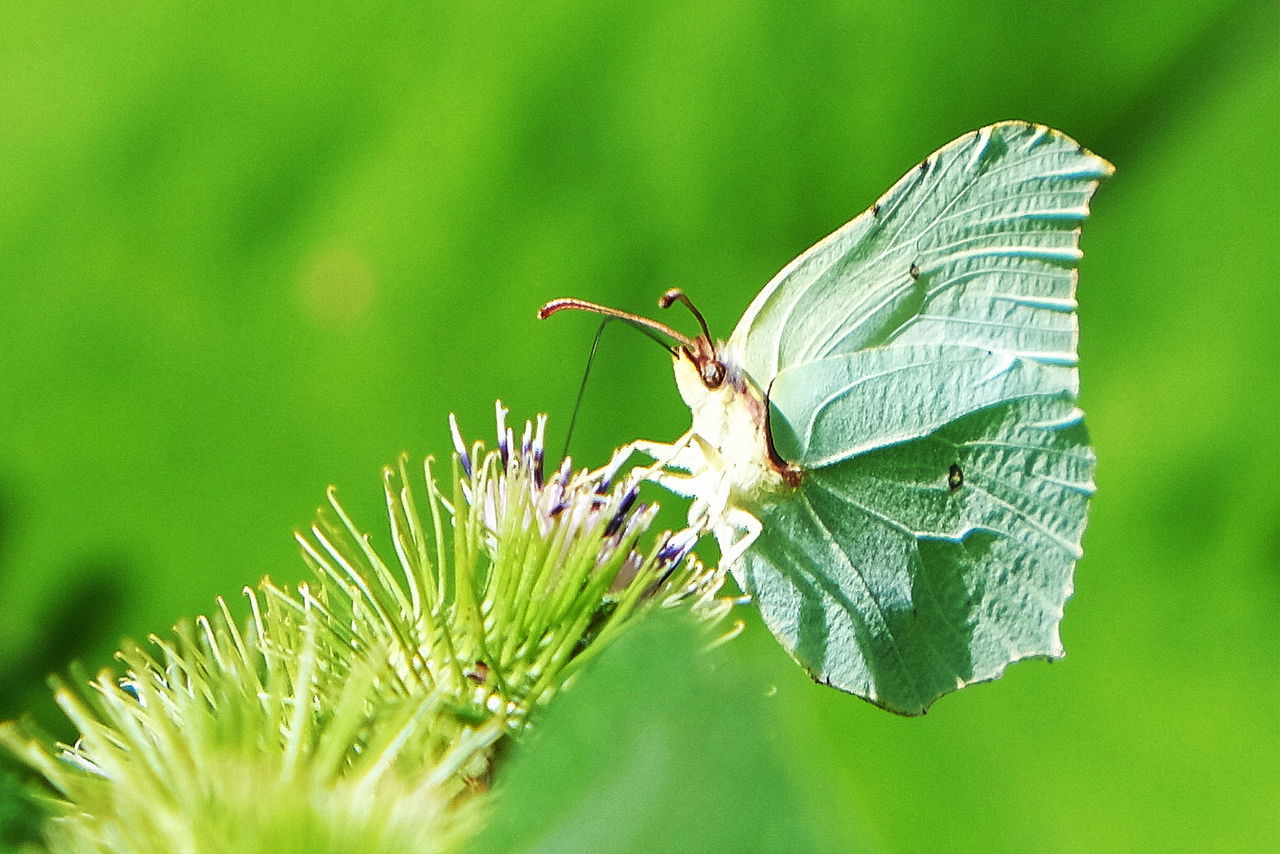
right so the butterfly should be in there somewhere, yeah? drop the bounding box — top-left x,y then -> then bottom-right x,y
541,122 -> 1112,714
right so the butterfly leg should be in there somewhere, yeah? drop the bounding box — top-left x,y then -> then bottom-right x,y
716,507 -> 762,569
592,436 -> 683,482
640,467 -> 701,499
647,431 -> 737,526
651,434 -> 761,567
594,432 -> 727,515
596,432 -> 708,494
613,434 -> 704,474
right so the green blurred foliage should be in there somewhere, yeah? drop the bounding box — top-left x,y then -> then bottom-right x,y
0,0 -> 1275,851
469,611 -> 852,853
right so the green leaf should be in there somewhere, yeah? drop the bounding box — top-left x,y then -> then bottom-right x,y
470,611 -> 853,853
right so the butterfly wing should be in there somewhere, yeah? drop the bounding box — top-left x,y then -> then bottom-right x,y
744,381 -> 1093,714
726,121 -> 1112,394
764,343 -> 1071,467
717,123 -> 1109,713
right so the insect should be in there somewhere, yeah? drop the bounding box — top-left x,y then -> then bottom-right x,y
541,122 -> 1112,714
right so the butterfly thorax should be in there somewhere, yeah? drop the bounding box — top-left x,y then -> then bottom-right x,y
672,348 -> 801,504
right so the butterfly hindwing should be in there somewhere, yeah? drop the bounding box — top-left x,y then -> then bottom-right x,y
738,395 -> 1094,714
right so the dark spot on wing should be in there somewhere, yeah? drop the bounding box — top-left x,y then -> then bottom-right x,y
872,203 -> 880,216
919,159 -> 929,173
948,463 -> 964,491
909,263 -> 920,280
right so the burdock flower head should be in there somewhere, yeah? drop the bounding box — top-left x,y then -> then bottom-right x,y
441,402 -> 728,714
1,402 -> 732,854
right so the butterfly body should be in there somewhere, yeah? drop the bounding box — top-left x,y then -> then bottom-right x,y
671,347 -> 795,499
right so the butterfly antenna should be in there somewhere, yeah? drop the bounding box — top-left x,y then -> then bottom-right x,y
658,288 -> 713,344
540,298 -> 691,351
561,319 -> 607,460
548,312 -> 677,461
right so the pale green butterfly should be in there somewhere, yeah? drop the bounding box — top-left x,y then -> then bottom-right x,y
542,122 -> 1112,715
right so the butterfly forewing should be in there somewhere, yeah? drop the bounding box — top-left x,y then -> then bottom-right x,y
727,122 -> 1112,395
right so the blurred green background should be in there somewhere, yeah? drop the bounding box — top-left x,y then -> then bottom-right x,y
1,0 -> 1276,851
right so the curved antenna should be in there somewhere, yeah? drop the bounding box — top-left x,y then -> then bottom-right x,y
542,306 -> 681,460
540,298 -> 693,352
560,319 -> 621,460
658,288 -> 713,344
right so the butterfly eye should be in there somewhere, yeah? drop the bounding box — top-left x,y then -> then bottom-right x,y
701,359 -> 726,389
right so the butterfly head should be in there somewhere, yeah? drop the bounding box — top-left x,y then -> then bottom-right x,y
539,288 -> 731,390
672,340 -> 731,410
538,290 -> 801,490
655,287 -> 727,388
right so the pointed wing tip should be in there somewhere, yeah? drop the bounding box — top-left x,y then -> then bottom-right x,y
982,119 -> 1115,177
